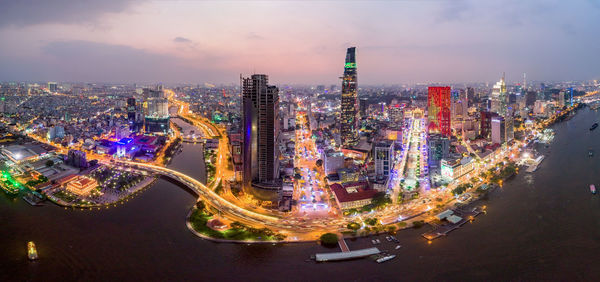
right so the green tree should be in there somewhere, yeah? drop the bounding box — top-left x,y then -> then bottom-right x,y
319,233 -> 339,247
45,160 -> 54,167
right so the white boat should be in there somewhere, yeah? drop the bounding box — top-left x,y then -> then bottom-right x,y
395,245 -> 402,250
376,254 -> 396,263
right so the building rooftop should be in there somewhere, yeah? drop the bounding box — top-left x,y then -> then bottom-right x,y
331,182 -> 377,203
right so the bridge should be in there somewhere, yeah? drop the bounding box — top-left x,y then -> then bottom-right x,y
109,159 -> 325,233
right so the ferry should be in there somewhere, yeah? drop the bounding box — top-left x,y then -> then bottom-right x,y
591,185 -> 596,195
27,241 -> 38,260
589,150 -> 594,157
590,123 -> 598,131
376,254 -> 396,263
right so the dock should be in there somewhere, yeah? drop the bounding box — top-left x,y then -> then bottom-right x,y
422,206 -> 483,241
315,247 -> 380,262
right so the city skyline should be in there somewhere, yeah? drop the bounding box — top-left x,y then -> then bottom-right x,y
1,0 -> 600,84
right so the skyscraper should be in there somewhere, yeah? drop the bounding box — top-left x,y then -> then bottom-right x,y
241,74 -> 281,200
144,88 -> 169,134
427,86 -> 452,137
340,47 -> 358,148
127,97 -> 137,130
491,73 -> 507,115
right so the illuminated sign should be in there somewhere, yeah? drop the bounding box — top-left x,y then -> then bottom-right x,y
344,62 -> 356,69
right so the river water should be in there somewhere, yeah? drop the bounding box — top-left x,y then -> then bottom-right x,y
2,108 -> 600,281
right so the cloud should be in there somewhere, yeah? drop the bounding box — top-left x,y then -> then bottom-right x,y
0,0 -> 143,28
246,32 -> 265,40
173,37 -> 192,43
15,40 -> 234,83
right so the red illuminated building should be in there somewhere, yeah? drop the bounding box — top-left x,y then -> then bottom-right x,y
427,86 -> 451,136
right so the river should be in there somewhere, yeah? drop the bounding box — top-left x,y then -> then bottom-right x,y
2,108 -> 600,281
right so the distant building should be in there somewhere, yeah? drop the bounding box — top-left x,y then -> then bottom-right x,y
47,126 -> 65,141
340,47 -> 359,148
241,74 -> 281,201
491,73 -> 507,116
47,82 -> 58,93
427,86 -> 451,137
144,88 -> 169,134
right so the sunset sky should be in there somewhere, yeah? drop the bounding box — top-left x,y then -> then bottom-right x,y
1,0 -> 599,84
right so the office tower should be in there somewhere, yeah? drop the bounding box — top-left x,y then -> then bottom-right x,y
340,47 -> 359,148
389,104 -> 404,127
144,88 -> 169,134
373,141 -> 394,178
451,89 -> 468,123
427,86 -> 452,137
526,91 -> 537,107
241,74 -> 281,200
491,73 -> 507,115
491,116 -> 513,145
567,87 -> 574,107
428,134 -> 450,171
67,149 -> 88,169
359,97 -> 368,118
127,97 -> 137,130
523,73 -> 527,91
480,111 -> 498,139
48,82 -> 58,93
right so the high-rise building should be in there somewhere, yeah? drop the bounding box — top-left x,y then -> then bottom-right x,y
241,74 -> 281,200
491,74 -> 507,115
373,141 -> 394,178
480,111 -> 498,139
127,97 -> 137,130
66,149 -> 88,169
526,91 -> 537,108
340,47 -> 359,148
47,82 -> 58,93
427,86 -> 452,137
428,134 -> 450,171
359,97 -> 368,118
491,116 -> 513,145
389,104 -> 404,127
144,88 -> 169,134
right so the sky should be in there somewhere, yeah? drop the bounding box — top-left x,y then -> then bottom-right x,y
0,0 -> 599,85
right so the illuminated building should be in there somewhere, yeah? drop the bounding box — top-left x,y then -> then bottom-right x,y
373,141 -> 393,178
127,97 -> 137,131
480,111 -> 498,140
66,176 -> 98,197
491,73 -> 507,116
331,182 -> 377,210
491,116 -> 513,145
241,74 -> 281,201
340,47 -> 358,148
427,134 -> 450,170
144,88 -> 169,134
47,82 -> 57,93
427,86 -> 451,136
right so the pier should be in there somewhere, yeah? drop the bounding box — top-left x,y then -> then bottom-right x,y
315,247 -> 381,262
422,206 -> 483,241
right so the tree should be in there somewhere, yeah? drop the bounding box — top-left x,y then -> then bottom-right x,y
45,160 -> 54,167
319,233 -> 339,247
346,222 -> 360,231
371,192 -> 391,208
386,225 -> 397,234
315,159 -> 323,167
412,220 -> 425,229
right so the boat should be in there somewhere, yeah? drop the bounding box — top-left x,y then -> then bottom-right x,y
591,185 -> 596,195
28,241 -> 38,260
589,150 -> 594,157
376,254 -> 396,263
590,123 -> 598,131
395,245 -> 402,250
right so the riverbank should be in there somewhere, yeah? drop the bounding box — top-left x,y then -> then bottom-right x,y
45,176 -> 158,209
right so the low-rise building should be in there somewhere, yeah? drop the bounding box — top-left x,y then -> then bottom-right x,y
331,182 -> 377,210
65,176 -> 98,196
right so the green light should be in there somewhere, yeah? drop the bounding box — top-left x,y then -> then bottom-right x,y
344,62 -> 356,69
